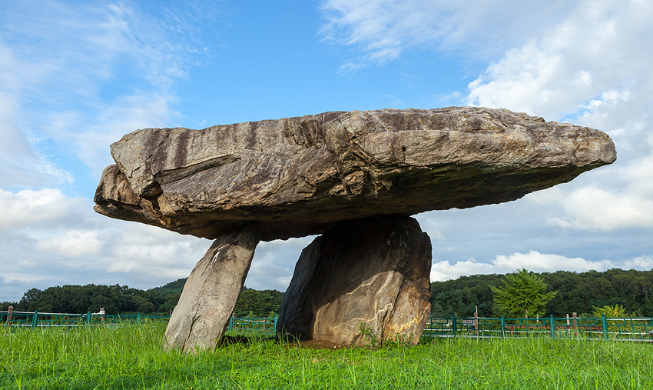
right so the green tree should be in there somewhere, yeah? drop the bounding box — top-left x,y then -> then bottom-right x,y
491,269 -> 557,317
132,295 -> 155,313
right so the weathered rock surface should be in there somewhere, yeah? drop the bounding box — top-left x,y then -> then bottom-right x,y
276,215 -> 432,345
164,226 -> 259,352
94,107 -> 616,241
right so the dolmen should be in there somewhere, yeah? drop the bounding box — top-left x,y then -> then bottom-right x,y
94,107 -> 616,352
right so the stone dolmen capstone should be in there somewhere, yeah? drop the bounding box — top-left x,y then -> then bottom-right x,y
94,107 -> 616,352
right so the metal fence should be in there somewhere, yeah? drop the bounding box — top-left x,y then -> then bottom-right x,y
5,308 -> 653,341
227,316 -> 278,334
0,309 -> 169,328
0,308 -> 276,334
423,314 -> 653,340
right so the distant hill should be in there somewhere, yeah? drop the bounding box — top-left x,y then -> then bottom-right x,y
431,268 -> 653,318
7,268 -> 651,317
149,278 -> 187,295
146,278 -> 188,314
146,279 -> 283,317
1,278 -> 283,316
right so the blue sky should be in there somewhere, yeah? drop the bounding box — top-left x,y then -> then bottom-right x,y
1,0 -> 652,302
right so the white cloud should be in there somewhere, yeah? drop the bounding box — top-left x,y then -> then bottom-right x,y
0,188 -> 84,231
95,223 -> 210,284
51,93 -> 180,173
465,0 -> 653,232
37,230 -> 103,258
247,237 -> 317,291
0,186 -> 209,300
0,184 -> 308,301
0,94 -> 73,187
0,1 -> 199,180
320,0 -> 578,68
624,256 -> 653,270
430,250 -> 633,282
526,152 -> 653,231
548,185 -> 653,231
466,0 -> 653,150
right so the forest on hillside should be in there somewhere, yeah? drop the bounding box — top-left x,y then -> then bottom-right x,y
3,268 -> 652,318
0,279 -> 284,317
431,268 -> 653,317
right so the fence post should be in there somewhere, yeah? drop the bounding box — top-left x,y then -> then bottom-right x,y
474,310 -> 479,336
32,310 -> 38,328
100,308 -> 105,326
602,314 -> 609,339
137,312 -> 141,323
452,315 -> 457,337
500,315 -> 505,338
86,311 -> 91,325
274,315 -> 278,333
572,312 -> 578,332
550,315 -> 555,339
7,306 -> 12,327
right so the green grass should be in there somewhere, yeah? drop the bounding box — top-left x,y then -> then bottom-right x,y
1,323 -> 651,389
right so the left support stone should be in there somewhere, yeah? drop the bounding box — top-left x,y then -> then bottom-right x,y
164,225 -> 260,353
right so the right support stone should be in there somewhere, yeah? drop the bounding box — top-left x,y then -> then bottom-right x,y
277,214 -> 432,345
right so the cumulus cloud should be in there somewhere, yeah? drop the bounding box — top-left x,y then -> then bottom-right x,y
246,237 -> 317,291
466,0 -> 653,232
0,184 -> 309,301
547,185 -> 653,231
37,230 -> 103,258
0,188 -> 84,231
466,0 -> 653,149
430,251 -> 648,282
0,186 -> 209,300
525,150 -> 653,231
106,224 -> 209,281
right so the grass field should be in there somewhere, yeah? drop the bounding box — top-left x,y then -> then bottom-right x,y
1,323 -> 651,389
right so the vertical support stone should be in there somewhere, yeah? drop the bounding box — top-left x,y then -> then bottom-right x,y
277,215 -> 431,346
164,225 -> 260,353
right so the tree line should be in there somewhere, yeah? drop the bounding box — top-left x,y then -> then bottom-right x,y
3,268 -> 652,317
0,279 -> 285,317
431,268 -> 653,318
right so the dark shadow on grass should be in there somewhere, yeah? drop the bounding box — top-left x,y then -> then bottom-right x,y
218,333 -> 275,347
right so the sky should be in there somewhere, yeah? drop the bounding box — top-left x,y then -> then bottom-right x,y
1,0 -> 652,302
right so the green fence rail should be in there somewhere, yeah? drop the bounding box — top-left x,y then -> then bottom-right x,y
0,310 -> 170,328
0,310 -> 278,334
4,310 -> 653,340
227,316 -> 278,335
423,315 -> 653,340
